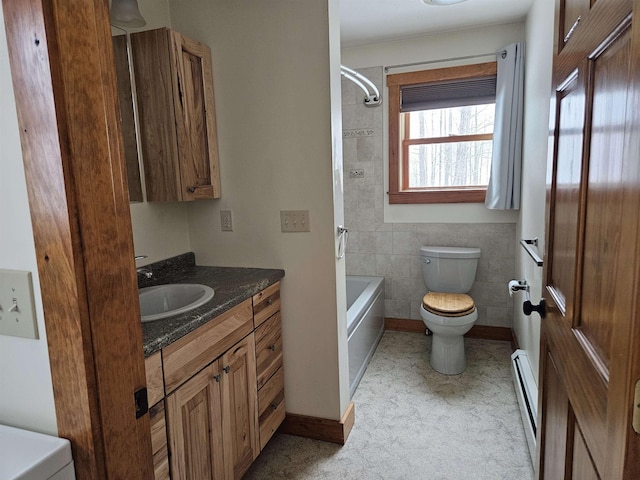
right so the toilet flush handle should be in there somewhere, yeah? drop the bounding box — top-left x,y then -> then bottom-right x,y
423,258 -> 431,264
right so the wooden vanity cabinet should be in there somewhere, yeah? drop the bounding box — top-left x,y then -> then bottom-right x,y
131,27 -> 220,202
144,283 -> 285,480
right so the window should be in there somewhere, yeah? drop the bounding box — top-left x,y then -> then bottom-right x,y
387,62 -> 497,204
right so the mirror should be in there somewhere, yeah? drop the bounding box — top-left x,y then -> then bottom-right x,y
112,29 -> 143,202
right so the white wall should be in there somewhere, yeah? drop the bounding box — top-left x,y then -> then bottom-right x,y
342,23 -> 524,224
170,0 -> 350,420
514,0 -> 555,384
0,4 -> 57,435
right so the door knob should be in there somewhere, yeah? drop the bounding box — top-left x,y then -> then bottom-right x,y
523,299 -> 546,319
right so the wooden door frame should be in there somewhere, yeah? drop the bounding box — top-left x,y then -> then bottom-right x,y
2,0 -> 152,478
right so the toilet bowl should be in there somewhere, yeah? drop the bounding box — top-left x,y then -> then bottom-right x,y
419,246 -> 481,375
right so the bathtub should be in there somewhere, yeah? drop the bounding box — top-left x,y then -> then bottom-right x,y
347,275 -> 385,398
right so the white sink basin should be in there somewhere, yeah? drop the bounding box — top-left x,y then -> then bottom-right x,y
139,284 -> 215,322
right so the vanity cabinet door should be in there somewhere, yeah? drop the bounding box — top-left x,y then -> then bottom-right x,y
220,333 -> 259,480
166,361 -> 225,480
131,27 -> 220,202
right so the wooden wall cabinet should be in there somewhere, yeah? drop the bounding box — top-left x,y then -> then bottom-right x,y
131,27 -> 220,202
144,282 -> 284,480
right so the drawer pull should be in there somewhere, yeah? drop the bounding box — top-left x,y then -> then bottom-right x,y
269,344 -> 276,352
223,365 -> 231,374
267,298 -> 273,305
271,403 -> 278,410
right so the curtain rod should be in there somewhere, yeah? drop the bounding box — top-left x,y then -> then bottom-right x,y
384,50 -> 507,73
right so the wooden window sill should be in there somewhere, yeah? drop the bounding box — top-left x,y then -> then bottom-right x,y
388,189 -> 487,204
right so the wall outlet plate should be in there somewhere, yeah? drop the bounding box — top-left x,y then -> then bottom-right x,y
220,210 -> 233,231
0,269 -> 39,339
280,210 -> 311,232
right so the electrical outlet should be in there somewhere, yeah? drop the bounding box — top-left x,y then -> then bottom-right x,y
280,210 -> 311,232
350,169 -> 365,178
220,210 -> 233,231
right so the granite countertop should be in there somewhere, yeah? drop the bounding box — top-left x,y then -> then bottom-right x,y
139,253 -> 284,356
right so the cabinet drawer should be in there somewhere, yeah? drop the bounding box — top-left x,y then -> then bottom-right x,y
150,401 -> 169,480
255,312 -> 283,389
162,299 -> 254,394
258,367 -> 286,450
145,351 -> 164,407
253,282 -> 280,328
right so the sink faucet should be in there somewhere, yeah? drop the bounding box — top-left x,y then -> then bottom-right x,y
135,255 -> 153,279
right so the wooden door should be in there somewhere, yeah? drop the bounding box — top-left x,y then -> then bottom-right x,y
169,31 -> 221,201
167,361 -> 225,480
539,0 -> 640,478
220,334 -> 259,480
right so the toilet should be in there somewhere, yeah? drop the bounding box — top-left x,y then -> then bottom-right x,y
419,246 -> 481,375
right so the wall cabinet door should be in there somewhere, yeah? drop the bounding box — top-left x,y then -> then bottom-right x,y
167,361 -> 225,480
131,27 -> 220,202
221,334 -> 259,480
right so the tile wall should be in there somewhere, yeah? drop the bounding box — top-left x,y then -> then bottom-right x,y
341,67 -> 515,327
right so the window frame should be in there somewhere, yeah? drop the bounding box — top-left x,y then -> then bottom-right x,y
387,62 -> 497,204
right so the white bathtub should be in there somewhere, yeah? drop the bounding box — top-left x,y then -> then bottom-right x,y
347,275 -> 385,398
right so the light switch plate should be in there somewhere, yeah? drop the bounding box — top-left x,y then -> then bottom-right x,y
280,210 -> 311,232
0,269 -> 39,339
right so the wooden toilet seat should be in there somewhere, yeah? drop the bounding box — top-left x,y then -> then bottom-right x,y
422,292 -> 476,317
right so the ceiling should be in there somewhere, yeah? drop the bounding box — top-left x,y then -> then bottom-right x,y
340,0 -> 534,48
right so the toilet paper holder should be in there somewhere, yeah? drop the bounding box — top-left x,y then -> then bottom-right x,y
509,279 -> 530,297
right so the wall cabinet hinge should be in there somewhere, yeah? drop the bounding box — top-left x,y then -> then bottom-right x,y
134,387 -> 149,419
633,380 -> 640,434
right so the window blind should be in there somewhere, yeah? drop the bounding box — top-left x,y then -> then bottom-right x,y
400,76 -> 497,112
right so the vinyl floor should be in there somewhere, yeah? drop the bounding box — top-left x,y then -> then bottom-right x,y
245,330 -> 534,480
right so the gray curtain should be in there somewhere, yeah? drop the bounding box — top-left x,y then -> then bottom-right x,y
485,42 -> 524,210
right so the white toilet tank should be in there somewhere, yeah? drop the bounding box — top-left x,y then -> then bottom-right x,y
420,246 -> 481,293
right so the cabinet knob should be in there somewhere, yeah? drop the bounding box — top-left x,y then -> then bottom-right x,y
269,344 -> 276,352
267,298 -> 273,305
223,365 -> 231,374
270,403 -> 278,410
213,373 -> 221,382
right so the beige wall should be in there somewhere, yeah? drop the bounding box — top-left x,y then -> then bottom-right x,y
170,0 -> 350,420
514,0 -> 555,384
0,4 -> 57,434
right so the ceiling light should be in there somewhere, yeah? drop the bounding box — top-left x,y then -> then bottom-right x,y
422,0 -> 469,5
110,0 -> 146,28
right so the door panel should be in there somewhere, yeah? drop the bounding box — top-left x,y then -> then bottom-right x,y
221,334 -> 259,480
540,350 -> 573,479
573,424 -> 601,480
579,25 -> 631,376
167,361 -> 224,480
548,68 -> 585,318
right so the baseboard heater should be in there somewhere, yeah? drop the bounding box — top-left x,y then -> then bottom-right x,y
511,349 -> 538,466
